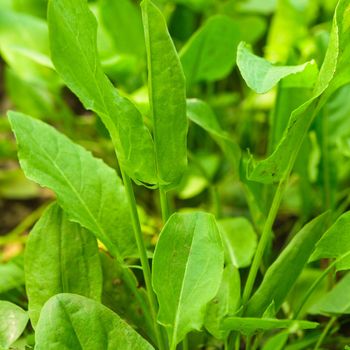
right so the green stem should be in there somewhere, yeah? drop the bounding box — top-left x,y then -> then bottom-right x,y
320,109 -> 331,211
210,185 -> 222,218
235,335 -> 240,350
242,180 -> 285,306
121,170 -> 166,350
313,316 -> 337,350
121,267 -> 155,340
182,337 -> 189,350
246,336 -> 252,350
159,186 -> 170,222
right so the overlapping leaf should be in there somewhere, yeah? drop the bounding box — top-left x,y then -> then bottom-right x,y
35,293 -> 154,350
309,273 -> 350,315
246,213 -> 328,316
152,212 -> 224,349
310,211 -> 350,271
0,301 -> 28,349
218,217 -> 257,268
222,317 -> 318,336
204,266 -> 240,340
48,0 -> 157,185
237,42 -> 315,94
180,16 -> 240,85
8,111 -> 136,259
142,0 -> 188,188
245,0 -> 350,184
25,203 -> 102,327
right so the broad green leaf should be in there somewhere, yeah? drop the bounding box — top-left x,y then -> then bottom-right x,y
246,212 -> 329,317
8,111 -> 136,259
0,262 -> 24,294
204,266 -> 240,340
237,42 -> 316,94
0,301 -> 28,349
35,293 -> 154,350
222,317 -> 318,336
310,211 -> 350,271
142,0 -> 187,188
180,16 -> 240,85
25,203 -> 103,327
48,0 -> 157,185
248,0 -> 350,184
218,217 -> 257,268
309,273 -> 350,315
186,99 -> 241,173
152,212 -> 224,349
99,0 -> 144,57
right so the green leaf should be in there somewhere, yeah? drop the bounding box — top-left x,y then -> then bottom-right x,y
246,212 -> 329,317
222,317 -> 318,336
309,273 -> 350,315
204,266 -> 240,340
286,268 -> 328,318
262,332 -> 289,350
8,111 -> 136,259
35,293 -> 154,350
186,98 -> 241,173
152,212 -> 224,349
237,42 -> 315,94
0,301 -> 28,349
0,262 -> 24,294
25,203 -> 102,328
0,9 -> 55,84
48,0 -> 157,185
310,211 -> 350,271
99,0 -> 144,57
180,15 -> 240,85
247,0 -> 350,184
142,0 -> 187,188
218,217 -> 257,268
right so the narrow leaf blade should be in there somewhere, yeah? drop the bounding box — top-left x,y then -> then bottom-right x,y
142,0 -> 188,188
48,0 -> 157,185
222,317 -> 318,336
246,212 -> 329,316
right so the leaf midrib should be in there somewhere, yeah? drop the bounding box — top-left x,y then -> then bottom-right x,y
22,126 -> 114,254
171,217 -> 199,347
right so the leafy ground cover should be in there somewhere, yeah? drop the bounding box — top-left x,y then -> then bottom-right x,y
0,0 -> 350,349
